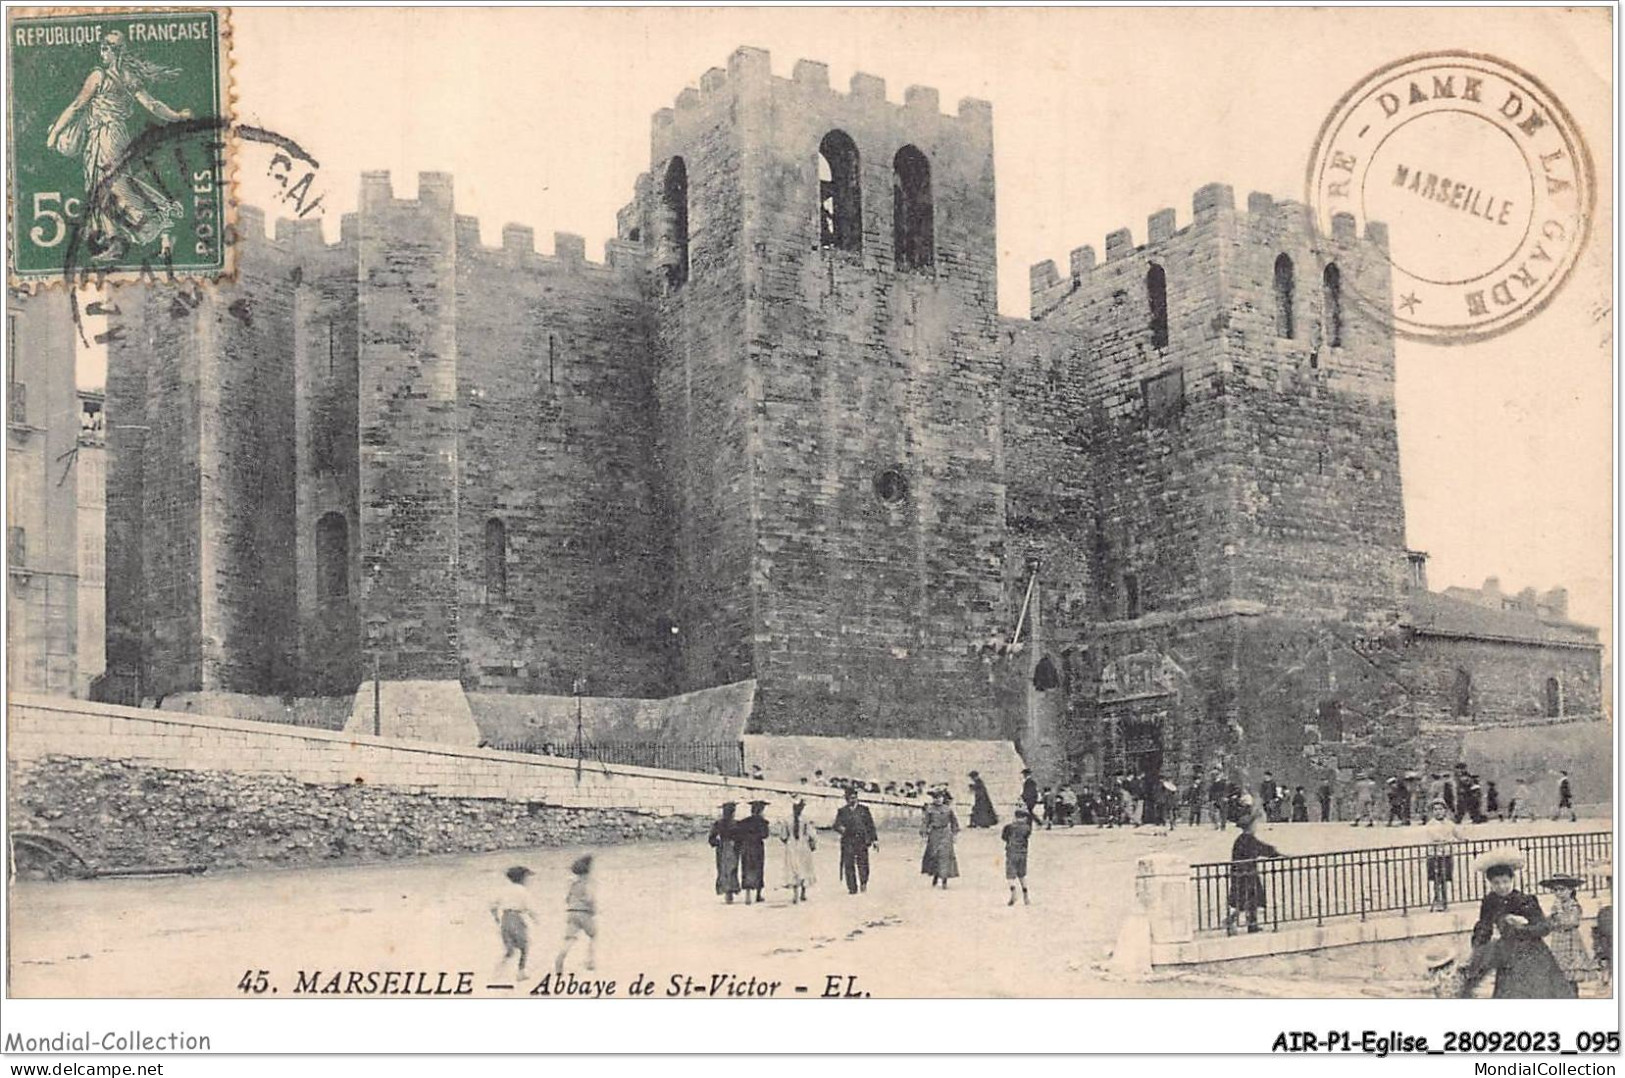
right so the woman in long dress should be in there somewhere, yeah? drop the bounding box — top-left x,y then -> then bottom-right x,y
920,790 -> 961,888
44,30 -> 190,260
1459,850 -> 1575,998
779,797 -> 817,903
708,802 -> 741,903
734,799 -> 771,905
968,771 -> 998,828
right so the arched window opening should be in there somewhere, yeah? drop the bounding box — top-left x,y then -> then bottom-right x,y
818,130 -> 862,253
1274,253 -> 1295,338
1146,264 -> 1169,348
316,512 -> 348,602
1322,262 -> 1343,348
1545,676 -> 1562,718
661,157 -> 690,289
891,145 -> 933,271
484,518 -> 507,602
1033,655 -> 1060,692
1453,668 -> 1472,717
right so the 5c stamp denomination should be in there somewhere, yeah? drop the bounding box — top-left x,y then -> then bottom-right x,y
1307,51 -> 1594,344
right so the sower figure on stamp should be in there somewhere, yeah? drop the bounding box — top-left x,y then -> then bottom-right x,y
44,31 -> 190,261
735,800 -> 771,905
833,787 -> 878,895
708,801 -> 742,903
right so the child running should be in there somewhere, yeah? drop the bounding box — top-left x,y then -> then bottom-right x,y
1002,808 -> 1034,905
553,854 -> 598,975
490,865 -> 539,983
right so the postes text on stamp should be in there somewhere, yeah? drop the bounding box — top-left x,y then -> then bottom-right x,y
8,8 -> 231,285
1307,51 -> 1594,344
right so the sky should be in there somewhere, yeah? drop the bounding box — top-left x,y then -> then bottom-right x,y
79,7 -> 1614,644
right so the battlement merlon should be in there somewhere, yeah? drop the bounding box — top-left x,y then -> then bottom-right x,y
238,174 -> 642,278
1029,182 -> 1390,318
650,46 -> 993,155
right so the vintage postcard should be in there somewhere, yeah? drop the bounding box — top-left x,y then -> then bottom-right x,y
2,5 -> 1616,1061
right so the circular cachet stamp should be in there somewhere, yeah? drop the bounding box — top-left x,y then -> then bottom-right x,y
1307,51 -> 1594,344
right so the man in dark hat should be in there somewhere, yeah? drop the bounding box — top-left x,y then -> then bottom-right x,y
735,799 -> 772,904
833,786 -> 879,895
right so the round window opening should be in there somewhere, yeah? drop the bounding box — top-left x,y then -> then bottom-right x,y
873,468 -> 909,505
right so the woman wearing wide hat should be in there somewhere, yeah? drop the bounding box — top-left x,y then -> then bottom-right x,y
1458,849 -> 1575,998
919,788 -> 961,888
708,801 -> 742,903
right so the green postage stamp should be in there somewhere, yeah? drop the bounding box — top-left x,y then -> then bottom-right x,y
8,8 -> 232,284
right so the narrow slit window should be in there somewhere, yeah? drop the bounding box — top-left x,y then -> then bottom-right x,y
1147,263 -> 1169,348
485,517 -> 507,602
662,157 -> 690,289
818,130 -> 862,253
892,145 -> 933,271
1274,253 -> 1296,338
316,512 -> 348,601
1323,262 -> 1343,348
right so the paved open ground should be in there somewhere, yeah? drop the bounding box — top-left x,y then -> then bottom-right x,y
8,815 -> 1609,998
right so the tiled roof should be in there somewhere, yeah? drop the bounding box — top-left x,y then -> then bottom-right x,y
1404,590 -> 1600,648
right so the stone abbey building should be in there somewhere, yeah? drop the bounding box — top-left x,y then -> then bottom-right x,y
100,48 -> 1602,789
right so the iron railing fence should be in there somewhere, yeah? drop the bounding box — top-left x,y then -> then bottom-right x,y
484,737 -> 746,777
1192,830 -> 1612,935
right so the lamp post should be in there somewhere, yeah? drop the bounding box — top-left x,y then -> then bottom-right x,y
573,675 -> 587,784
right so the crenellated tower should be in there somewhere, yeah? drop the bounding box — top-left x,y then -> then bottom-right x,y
631,47 -> 1009,737
1019,185 -> 1408,789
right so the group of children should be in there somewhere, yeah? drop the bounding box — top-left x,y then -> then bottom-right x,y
490,855 -> 597,984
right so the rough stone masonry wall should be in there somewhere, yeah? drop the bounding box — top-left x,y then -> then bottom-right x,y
356,173 -> 462,682
10,756 -> 712,871
280,210 -> 365,696
1031,186 -> 1236,623
646,52 -> 757,697
195,217 -> 301,694
7,290 -> 79,696
455,228 -> 673,698
1403,634 -> 1603,727
106,284 -> 206,698
1218,196 -> 1405,623
7,697 -> 922,871
742,55 -> 1008,738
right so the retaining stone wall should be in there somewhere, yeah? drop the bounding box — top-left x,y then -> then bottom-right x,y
8,697 -> 922,870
